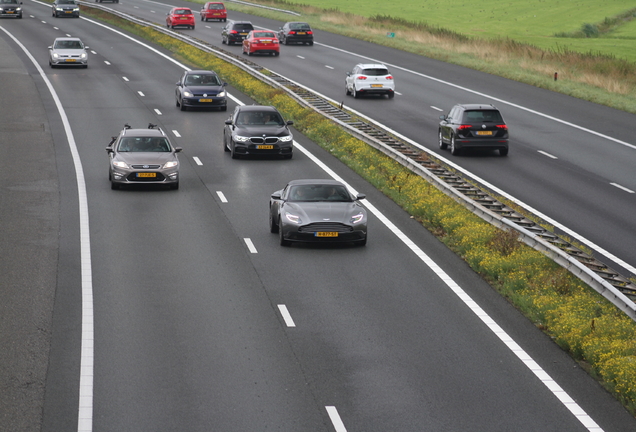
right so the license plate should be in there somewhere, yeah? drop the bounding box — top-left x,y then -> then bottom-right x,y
181,17 -> 189,19
199,98 -> 213,102
315,232 -> 338,237
371,84 -> 383,88
256,145 -> 274,149
297,32 -> 306,35
65,59 -> 76,62
261,40 -> 271,44
136,172 -> 156,178
476,131 -> 493,136
7,11 -> 14,13
213,13 -> 220,15
65,10 -> 72,13
240,32 -> 248,36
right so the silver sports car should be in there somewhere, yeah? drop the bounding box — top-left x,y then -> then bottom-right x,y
269,179 -> 367,246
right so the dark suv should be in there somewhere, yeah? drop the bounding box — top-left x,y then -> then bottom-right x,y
221,20 -> 254,45
438,104 -> 509,156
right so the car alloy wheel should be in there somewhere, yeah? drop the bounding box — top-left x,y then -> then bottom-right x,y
345,83 -> 351,95
269,210 -> 279,233
438,130 -> 447,149
230,143 -> 239,159
450,135 -> 461,156
352,87 -> 359,99
279,221 -> 291,246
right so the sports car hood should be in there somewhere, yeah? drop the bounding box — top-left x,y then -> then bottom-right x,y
185,85 -> 224,95
116,152 -> 177,165
234,125 -> 290,137
286,201 -> 362,223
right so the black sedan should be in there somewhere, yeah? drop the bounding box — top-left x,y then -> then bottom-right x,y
277,22 -> 314,45
269,179 -> 368,246
438,103 -> 509,156
223,105 -> 294,159
175,70 -> 227,111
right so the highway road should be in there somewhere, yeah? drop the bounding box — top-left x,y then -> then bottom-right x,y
1,1 -> 636,431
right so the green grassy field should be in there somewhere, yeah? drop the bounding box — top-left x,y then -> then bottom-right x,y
277,0 -> 636,62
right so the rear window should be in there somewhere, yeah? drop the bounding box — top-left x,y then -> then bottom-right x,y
362,68 -> 389,76
208,3 -> 224,9
174,9 -> 192,14
290,23 -> 311,30
234,24 -> 254,31
254,32 -> 276,38
462,110 -> 504,123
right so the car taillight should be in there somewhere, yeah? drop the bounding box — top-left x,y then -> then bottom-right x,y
386,75 -> 393,80
307,31 -> 313,34
230,30 -> 238,34
458,125 -> 471,130
289,31 -> 296,34
496,124 -> 508,130
357,76 -> 367,80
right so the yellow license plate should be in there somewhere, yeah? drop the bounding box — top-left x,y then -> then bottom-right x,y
371,84 -> 383,88
65,59 -> 76,62
256,145 -> 274,149
199,98 -> 213,102
315,232 -> 338,237
7,11 -> 14,13
240,33 -> 248,36
297,32 -> 306,34
476,131 -> 493,135
65,11 -> 72,13
137,172 -> 156,178
262,41 -> 271,44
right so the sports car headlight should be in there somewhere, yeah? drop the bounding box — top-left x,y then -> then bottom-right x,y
163,161 -> 178,168
234,135 -> 250,142
285,212 -> 301,224
351,212 -> 364,224
279,135 -> 293,142
183,91 -> 193,97
112,161 -> 129,169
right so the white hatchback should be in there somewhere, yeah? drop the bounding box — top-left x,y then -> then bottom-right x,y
345,63 -> 395,99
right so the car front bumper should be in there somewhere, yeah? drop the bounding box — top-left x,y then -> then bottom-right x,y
50,57 -> 88,66
232,141 -> 293,157
110,169 -> 179,186
182,96 -> 227,108
281,223 -> 367,244
0,10 -> 22,17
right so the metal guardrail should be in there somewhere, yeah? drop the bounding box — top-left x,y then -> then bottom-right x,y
82,2 -> 636,320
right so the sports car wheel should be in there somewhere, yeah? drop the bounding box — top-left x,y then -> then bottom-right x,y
269,210 -> 279,233
279,222 -> 291,246
438,130 -> 447,150
450,135 -> 461,156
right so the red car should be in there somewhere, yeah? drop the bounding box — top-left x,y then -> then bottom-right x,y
242,30 -> 280,56
200,2 -> 226,22
166,7 -> 195,29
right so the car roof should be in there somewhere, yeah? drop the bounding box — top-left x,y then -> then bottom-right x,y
356,63 -> 388,69
186,70 -> 218,75
457,104 -> 499,110
286,21 -> 310,25
121,128 -> 166,137
237,105 -> 279,113
287,179 -> 344,187
54,37 -> 82,42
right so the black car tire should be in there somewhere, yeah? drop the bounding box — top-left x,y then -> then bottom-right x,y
220,106 -> 227,112
230,143 -> 239,159
180,101 -> 186,111
438,130 -> 447,150
500,148 -> 509,156
283,38 -> 288,45
269,210 -> 279,233
357,235 -> 367,246
352,87 -> 360,99
279,221 -> 291,246
221,37 -> 226,44
388,92 -> 395,99
283,153 -> 293,160
110,181 -> 119,190
450,135 -> 461,156
170,182 -> 179,190
308,41 -> 313,46
176,98 -> 180,108
274,52 -> 279,56
345,84 -> 351,96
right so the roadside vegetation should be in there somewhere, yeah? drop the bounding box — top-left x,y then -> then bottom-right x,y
83,4 -> 636,417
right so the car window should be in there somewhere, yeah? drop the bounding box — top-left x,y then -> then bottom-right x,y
209,4 -> 224,9
58,0 -> 75,4
254,32 -> 276,38
462,110 -> 503,123
289,185 -> 351,202
174,9 -> 190,15
290,23 -> 310,30
234,24 -> 254,31
237,111 -> 283,125
119,137 -> 171,152
362,68 -> 389,76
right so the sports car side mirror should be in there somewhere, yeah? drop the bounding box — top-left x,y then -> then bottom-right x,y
356,193 -> 366,200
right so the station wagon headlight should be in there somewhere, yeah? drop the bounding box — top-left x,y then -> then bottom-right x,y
279,135 -> 292,142
351,212 -> 364,224
112,161 -> 129,169
234,135 -> 250,142
285,212 -> 301,224
163,161 -> 178,168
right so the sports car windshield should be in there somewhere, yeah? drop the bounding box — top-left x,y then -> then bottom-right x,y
118,137 -> 171,152
288,185 -> 352,202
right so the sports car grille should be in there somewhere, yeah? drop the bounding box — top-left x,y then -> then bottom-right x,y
299,222 -> 353,233
131,164 -> 161,169
250,137 -> 280,144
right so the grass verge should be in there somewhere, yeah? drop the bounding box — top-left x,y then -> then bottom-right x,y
84,7 -> 636,416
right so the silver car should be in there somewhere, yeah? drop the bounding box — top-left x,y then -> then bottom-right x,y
106,124 -> 182,190
49,37 -> 88,68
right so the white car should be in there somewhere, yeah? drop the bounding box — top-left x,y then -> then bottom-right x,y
345,63 -> 395,99
49,37 -> 88,68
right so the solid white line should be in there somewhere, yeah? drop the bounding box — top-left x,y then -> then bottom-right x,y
294,140 -> 603,432
216,191 -> 228,202
244,238 -> 257,253
610,182 -> 635,193
172,130 -> 181,137
0,26 -> 95,432
326,406 -> 347,432
538,150 -> 558,159
277,305 -> 296,327
193,156 -> 202,165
